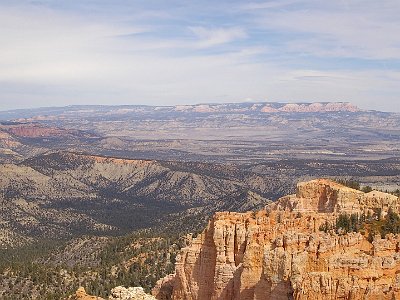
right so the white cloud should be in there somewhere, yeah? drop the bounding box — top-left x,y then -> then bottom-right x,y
188,26 -> 247,48
240,0 -> 302,10
251,0 -> 400,59
0,6 -> 148,82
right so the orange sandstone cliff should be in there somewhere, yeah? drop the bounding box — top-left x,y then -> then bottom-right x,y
153,179 -> 400,300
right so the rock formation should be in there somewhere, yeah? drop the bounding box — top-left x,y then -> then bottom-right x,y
109,287 -> 158,300
5,123 -> 71,138
271,179 -> 398,216
277,102 -> 359,113
73,286 -> 157,300
153,179 -> 400,300
73,287 -> 104,300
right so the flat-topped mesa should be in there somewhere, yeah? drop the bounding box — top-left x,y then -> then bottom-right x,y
270,179 -> 399,215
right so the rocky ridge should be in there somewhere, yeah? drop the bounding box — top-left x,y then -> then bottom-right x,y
0,151 -> 272,248
0,122 -> 95,139
153,179 -> 400,300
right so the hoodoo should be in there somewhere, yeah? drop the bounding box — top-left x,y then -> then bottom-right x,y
153,179 -> 400,300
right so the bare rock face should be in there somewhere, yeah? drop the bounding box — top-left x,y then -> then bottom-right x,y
7,123 -> 70,138
278,102 -> 359,113
153,274 -> 177,300
109,286 -> 158,300
72,286 -> 157,300
154,179 -> 400,300
272,179 -> 398,215
72,287 -> 104,300
260,105 -> 279,113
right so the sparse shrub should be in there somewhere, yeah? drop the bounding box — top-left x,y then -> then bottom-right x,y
319,220 -> 331,233
277,213 -> 282,223
361,186 -> 373,193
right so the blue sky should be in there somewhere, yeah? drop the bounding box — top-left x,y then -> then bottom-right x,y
0,0 -> 399,111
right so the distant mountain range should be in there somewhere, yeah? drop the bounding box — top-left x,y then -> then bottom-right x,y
0,101 -> 398,165
0,102 -> 362,121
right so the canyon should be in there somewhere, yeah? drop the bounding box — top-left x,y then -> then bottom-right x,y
0,103 -> 399,299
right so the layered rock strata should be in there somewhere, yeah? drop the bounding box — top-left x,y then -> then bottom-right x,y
153,179 -> 400,300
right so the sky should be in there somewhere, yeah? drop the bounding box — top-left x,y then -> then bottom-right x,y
0,0 -> 399,112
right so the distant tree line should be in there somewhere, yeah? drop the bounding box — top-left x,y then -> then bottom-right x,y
335,179 -> 361,190
334,178 -> 399,195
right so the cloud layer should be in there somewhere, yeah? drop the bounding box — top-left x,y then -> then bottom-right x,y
0,0 -> 399,112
